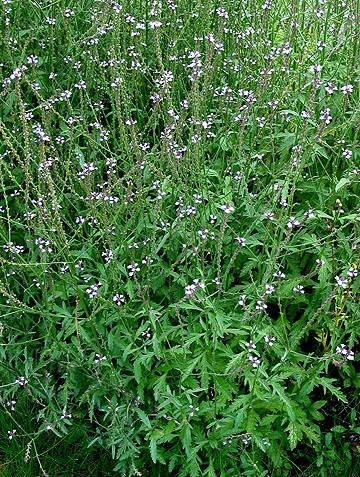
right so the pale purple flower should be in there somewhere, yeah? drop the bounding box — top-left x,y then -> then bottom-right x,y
325,82 -> 337,95
264,335 -> 275,346
287,217 -> 300,229
216,7 -> 228,19
347,267 -> 358,278
309,64 -> 322,74
320,108 -> 332,124
185,279 -> 205,297
15,376 -> 28,386
113,294 -> 125,305
102,249 -> 114,263
304,209 -> 315,218
264,211 -> 275,221
340,84 -> 353,94
127,263 -> 140,277
236,236 -> 246,247
342,149 -> 352,159
265,284 -> 275,295
248,355 -> 261,368
335,276 -> 348,289
86,282 -> 102,298
336,344 -> 354,361
246,341 -> 256,351
220,204 -> 235,214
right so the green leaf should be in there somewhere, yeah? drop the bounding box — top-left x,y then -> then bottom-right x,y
272,382 -> 296,421
331,425 -> 346,433
325,432 -> 332,447
180,422 -> 192,457
314,377 -> 347,403
335,177 -> 350,192
150,438 -> 157,463
136,408 -> 152,430
286,422 -> 302,450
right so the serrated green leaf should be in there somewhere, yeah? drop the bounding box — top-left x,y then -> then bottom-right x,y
150,438 -> 157,463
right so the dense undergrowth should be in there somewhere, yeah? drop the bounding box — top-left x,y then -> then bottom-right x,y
0,0 -> 359,475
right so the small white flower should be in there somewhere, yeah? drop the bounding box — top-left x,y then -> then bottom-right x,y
142,256 -> 153,265
8,429 -> 16,440
301,110 -> 310,119
342,149 -> 352,159
304,209 -> 315,218
60,411 -> 72,420
189,404 -> 199,417
15,376 -> 28,386
6,400 -> 16,411
27,55 -> 38,65
340,84 -> 353,94
287,217 -> 300,229
264,335 -> 275,346
35,237 -> 53,253
347,267 -> 358,278
264,211 -> 274,221
336,344 -> 355,361
86,282 -> 102,298
127,263 -> 140,277
74,80 -> 86,90
198,229 -> 209,239
141,327 -> 151,339
293,285 -> 305,294
102,249 -> 114,263
265,284 -> 275,295
94,353 -> 107,364
320,108 -> 332,124
309,64 -> 322,74
236,236 -> 246,247
256,300 -> 267,311
149,20 -> 162,29
60,264 -> 69,274
335,276 -> 348,289
185,279 -> 205,297
220,204 -> 235,214
64,8 -> 75,17
113,294 -> 125,305
46,16 -> 56,25
248,355 -> 260,368
216,7 -> 228,19
246,341 -> 256,351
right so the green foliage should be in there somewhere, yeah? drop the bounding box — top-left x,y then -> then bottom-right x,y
0,0 -> 359,476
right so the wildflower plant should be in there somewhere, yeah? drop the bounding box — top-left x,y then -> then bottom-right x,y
0,0 -> 359,476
